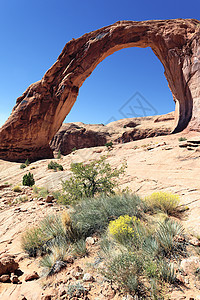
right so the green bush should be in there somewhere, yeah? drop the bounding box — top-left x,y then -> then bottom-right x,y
105,142 -> 113,150
71,193 -> 144,238
33,186 -> 49,198
48,161 -> 64,171
20,159 -> 30,169
61,156 -> 126,204
13,185 -> 22,192
145,191 -> 180,215
102,252 -> 143,294
22,172 -> 35,187
20,163 -> 26,169
156,218 -> 184,256
178,137 -> 187,142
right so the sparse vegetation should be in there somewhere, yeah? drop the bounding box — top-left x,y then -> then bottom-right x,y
13,185 -> 22,192
145,191 -> 180,215
57,150 -> 61,159
60,156 -> 126,205
105,141 -> 113,150
33,186 -> 49,198
48,161 -> 64,171
22,172 -> 35,187
178,137 -> 187,142
20,159 -> 30,169
20,154 -> 193,298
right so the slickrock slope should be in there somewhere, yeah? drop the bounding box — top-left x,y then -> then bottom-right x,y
0,19 -> 199,161
50,112 -> 174,155
2,132 -> 200,298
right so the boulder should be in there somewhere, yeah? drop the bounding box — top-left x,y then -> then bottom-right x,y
0,254 -> 19,276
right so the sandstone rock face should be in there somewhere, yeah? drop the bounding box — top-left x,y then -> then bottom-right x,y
0,19 -> 199,161
50,113 -> 174,155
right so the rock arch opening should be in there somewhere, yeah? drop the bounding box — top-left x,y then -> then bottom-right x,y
66,46 -> 175,124
0,19 -> 199,161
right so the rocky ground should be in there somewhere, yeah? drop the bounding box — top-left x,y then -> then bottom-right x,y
1,125 -> 200,299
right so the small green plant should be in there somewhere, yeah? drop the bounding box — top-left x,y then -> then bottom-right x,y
33,186 -> 49,198
159,261 -> 176,283
25,159 -> 30,166
20,159 -> 30,169
22,172 -> 35,187
156,219 -> 184,256
40,243 -> 69,276
20,163 -> 26,169
57,150 -> 61,159
48,161 -> 64,171
13,185 -> 22,192
71,147 -> 77,153
71,239 -> 88,258
61,156 -> 126,204
178,137 -> 187,142
145,191 -> 180,215
21,226 -> 47,257
67,282 -> 86,298
105,141 -> 113,150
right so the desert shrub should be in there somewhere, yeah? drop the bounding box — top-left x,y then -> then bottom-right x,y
102,252 -> 143,294
178,137 -> 187,142
108,215 -> 142,248
22,172 -> 35,186
71,193 -> 144,238
40,242 -> 70,276
13,185 -> 22,192
71,239 -> 88,258
21,226 -> 48,257
61,156 -> 126,204
67,282 -> 86,298
145,191 -> 180,215
20,159 -> 30,169
159,261 -> 176,283
20,163 -> 26,169
22,212 -> 78,258
33,186 -> 49,198
48,161 -> 63,171
156,219 -> 184,256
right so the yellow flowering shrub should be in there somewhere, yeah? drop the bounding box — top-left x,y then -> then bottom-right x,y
108,215 -> 140,244
145,191 -> 180,215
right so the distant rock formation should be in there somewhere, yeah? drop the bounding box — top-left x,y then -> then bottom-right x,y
0,19 -> 199,161
50,113 -> 174,155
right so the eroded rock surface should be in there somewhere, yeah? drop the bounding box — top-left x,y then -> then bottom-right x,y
0,18 -> 199,161
50,113 -> 174,155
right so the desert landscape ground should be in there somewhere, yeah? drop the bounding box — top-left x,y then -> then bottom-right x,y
1,114 -> 200,299
0,17 -> 200,300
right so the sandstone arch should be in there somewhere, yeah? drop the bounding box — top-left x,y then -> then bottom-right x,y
0,18 -> 200,161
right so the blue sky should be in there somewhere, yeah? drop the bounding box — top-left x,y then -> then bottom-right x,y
0,0 -> 199,126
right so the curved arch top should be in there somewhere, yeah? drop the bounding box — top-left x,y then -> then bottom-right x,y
0,18 -> 200,161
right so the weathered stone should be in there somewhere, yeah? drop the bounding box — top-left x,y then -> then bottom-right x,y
85,237 -> 95,245
45,195 -> 54,203
180,256 -> 200,275
0,255 -> 19,276
82,273 -> 95,282
0,19 -> 200,161
0,274 -> 10,282
188,236 -> 200,246
10,273 -> 19,283
25,271 -> 39,281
